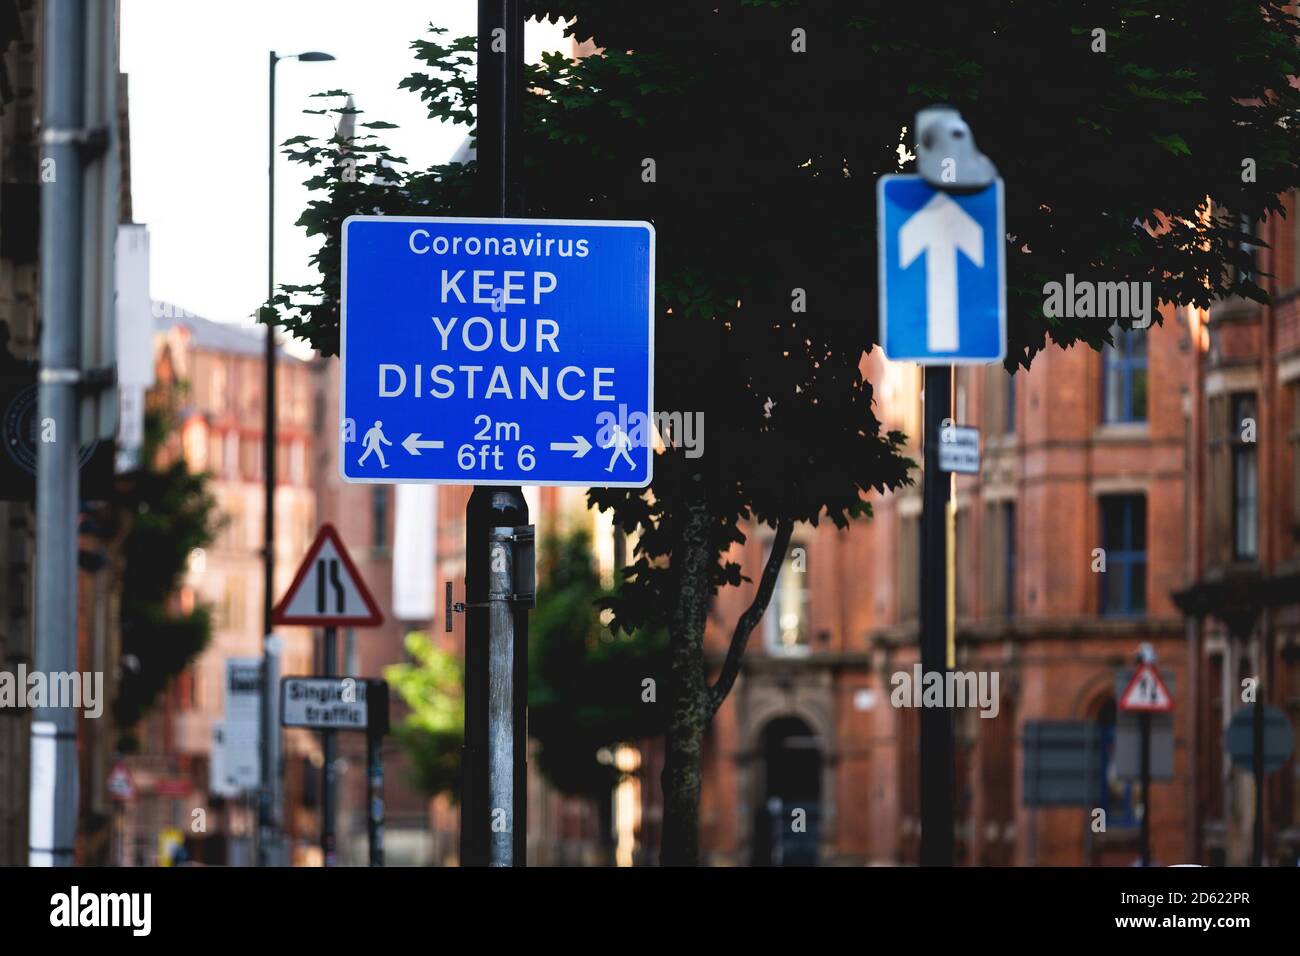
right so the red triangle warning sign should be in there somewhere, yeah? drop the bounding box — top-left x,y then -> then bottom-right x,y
272,524 -> 384,627
1119,662 -> 1173,713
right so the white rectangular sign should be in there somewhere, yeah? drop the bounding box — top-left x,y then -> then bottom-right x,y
222,658 -> 261,791
938,423 -> 980,474
281,677 -> 369,730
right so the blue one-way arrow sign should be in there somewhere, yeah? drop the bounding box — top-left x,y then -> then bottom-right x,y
340,216 -> 654,486
877,175 -> 1005,364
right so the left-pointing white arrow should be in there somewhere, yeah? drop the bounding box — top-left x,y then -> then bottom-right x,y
899,191 -> 984,353
402,433 -> 444,456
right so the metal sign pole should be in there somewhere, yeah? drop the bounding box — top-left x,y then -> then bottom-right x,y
321,625 -> 337,867
487,529 -> 516,866
919,364 -> 955,866
1139,710 -> 1151,867
462,0 -> 527,869
1252,687 -> 1264,866
892,107 -> 999,869
367,727 -> 384,867
29,0 -> 89,869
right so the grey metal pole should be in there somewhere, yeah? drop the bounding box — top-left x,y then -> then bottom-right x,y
367,728 -> 384,866
1139,710 -> 1151,866
29,0 -> 85,868
258,49 -> 281,868
919,364 -> 954,866
487,530 -> 515,867
321,626 -> 338,866
462,0 -> 528,869
1252,686 -> 1264,866
263,633 -> 282,864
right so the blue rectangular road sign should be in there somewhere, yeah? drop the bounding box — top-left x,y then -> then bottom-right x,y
877,175 -> 1005,364
341,216 -> 654,486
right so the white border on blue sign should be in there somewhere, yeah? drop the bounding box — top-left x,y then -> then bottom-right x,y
338,214 -> 656,488
876,175 -> 1006,366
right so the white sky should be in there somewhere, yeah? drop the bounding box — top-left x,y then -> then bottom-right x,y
121,0 -> 567,341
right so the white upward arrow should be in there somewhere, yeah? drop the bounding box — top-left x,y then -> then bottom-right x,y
899,192 -> 984,353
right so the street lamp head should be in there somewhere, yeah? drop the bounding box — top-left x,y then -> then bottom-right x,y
294,51 -> 336,62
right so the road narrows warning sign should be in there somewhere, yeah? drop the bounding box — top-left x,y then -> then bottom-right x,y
1119,661 -> 1173,713
272,524 -> 383,627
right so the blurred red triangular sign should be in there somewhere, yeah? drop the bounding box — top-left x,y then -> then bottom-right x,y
1119,662 -> 1173,713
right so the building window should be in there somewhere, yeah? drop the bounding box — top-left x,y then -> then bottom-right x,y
1099,494 -> 1146,616
224,431 -> 238,479
1005,373 -> 1016,434
371,486 -> 389,551
983,365 -> 1016,435
1207,394 -> 1230,568
898,513 -> 920,623
290,440 -> 305,485
240,435 -> 260,481
1292,192 -> 1300,291
1231,393 -> 1258,561
1102,325 -> 1148,424
219,575 -> 246,632
1003,502 -> 1016,615
765,541 -> 810,655
981,501 -> 1016,617
223,499 -> 243,552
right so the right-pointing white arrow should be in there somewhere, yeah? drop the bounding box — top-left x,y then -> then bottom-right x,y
899,191 -> 984,353
402,433 -> 444,456
550,435 -> 592,458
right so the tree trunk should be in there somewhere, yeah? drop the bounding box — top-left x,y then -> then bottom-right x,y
659,476 -> 713,866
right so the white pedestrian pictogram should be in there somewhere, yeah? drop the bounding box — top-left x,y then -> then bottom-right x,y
604,424 -> 636,472
358,420 -> 392,469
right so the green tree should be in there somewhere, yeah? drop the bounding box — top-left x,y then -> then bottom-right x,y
113,401 -> 222,738
384,632 -> 465,798
265,2 -> 1300,863
528,531 -> 666,812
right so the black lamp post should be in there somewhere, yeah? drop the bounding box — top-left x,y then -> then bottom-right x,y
259,48 -> 335,867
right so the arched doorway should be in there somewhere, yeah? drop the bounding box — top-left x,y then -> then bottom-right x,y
752,716 -> 822,866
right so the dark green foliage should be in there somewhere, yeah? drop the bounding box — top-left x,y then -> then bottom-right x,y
528,531 -> 667,797
113,400 -> 222,732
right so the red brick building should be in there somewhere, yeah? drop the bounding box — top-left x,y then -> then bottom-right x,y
696,307 -> 1202,866
1175,195 -> 1300,867
137,307 -> 318,865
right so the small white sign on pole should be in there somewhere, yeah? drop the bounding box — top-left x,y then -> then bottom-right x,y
222,658 -> 262,791
281,677 -> 370,731
938,422 -> 980,474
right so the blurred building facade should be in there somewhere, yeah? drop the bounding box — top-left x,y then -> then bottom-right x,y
697,308 -> 1205,866
1175,195 -> 1300,866
133,308 -> 318,865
